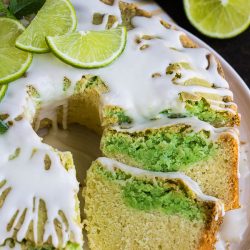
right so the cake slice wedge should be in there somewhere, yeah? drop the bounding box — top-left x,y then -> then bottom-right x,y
84,157 -> 224,250
100,118 -> 239,211
0,121 -> 83,249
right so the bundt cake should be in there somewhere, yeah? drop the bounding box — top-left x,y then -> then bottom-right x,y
0,0 -> 240,249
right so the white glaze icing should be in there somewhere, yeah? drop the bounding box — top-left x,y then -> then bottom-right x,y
97,157 -> 224,217
216,144 -> 250,249
0,244 -> 21,250
111,116 -> 239,145
0,0 -> 240,247
0,120 -> 82,247
0,0 -> 235,125
71,0 -> 232,121
112,115 -> 230,132
219,208 -> 248,243
43,125 -> 248,250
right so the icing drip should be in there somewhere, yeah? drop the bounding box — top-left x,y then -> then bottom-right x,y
0,0 -> 234,125
98,157 -> 225,217
0,0 -> 239,247
42,125 -> 246,250
111,116 -> 239,142
0,121 -> 82,247
216,144 -> 249,249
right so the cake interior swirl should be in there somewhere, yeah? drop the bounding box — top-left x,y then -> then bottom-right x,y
0,0 -> 240,249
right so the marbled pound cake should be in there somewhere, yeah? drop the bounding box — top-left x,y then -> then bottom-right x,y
84,157 -> 224,250
0,0 -> 241,249
101,118 -> 239,210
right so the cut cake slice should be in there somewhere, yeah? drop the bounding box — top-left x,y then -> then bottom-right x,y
100,119 -> 239,210
0,121 -> 83,249
84,157 -> 224,250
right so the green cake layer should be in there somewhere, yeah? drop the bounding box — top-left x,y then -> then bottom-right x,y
161,97 -> 238,127
185,98 -> 239,127
186,98 -> 231,126
102,106 -> 132,125
101,124 -> 216,172
84,158 -> 223,250
72,74 -> 239,128
93,161 -> 206,221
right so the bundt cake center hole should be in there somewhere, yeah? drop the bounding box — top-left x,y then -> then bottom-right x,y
38,123 -> 102,213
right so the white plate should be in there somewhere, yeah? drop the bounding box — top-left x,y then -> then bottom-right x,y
43,1 -> 250,249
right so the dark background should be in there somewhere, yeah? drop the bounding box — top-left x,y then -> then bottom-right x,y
155,1 -> 250,87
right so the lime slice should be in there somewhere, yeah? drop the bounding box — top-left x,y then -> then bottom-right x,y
0,84 -> 8,102
184,0 -> 250,38
15,0 -> 77,53
46,27 -> 127,68
0,18 -> 32,85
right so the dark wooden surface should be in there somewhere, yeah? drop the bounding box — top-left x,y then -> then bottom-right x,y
155,0 -> 250,87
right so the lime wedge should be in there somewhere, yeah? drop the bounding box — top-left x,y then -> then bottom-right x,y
184,0 -> 250,38
46,27 -> 127,68
0,84 -> 8,102
15,0 -> 77,53
0,18 -> 32,85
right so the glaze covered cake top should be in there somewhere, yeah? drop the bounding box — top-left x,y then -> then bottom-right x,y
0,0 -> 239,248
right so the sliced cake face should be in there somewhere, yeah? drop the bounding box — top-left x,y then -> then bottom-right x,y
0,120 -> 83,249
101,122 -> 216,172
101,119 -> 239,210
84,158 -> 224,250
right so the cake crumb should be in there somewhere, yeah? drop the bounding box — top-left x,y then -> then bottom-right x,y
152,73 -> 161,78
140,44 -> 149,50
